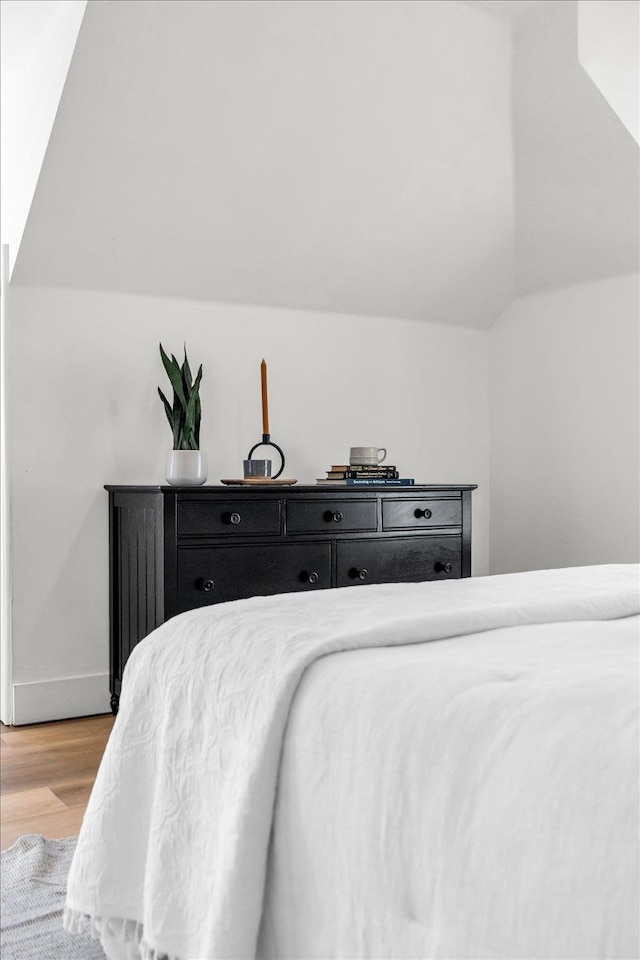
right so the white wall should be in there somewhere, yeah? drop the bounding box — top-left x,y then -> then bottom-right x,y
489,273 -> 640,574
0,0 -> 86,275
7,285 -> 489,722
1,247 -> 11,723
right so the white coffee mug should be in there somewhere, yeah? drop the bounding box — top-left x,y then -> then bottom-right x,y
350,446 -> 387,465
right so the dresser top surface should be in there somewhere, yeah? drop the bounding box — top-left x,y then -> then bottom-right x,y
105,484 -> 478,493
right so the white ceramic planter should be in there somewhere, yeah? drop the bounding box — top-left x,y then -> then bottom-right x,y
166,450 -> 208,486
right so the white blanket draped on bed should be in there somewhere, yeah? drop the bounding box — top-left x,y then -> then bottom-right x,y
258,615 -> 639,960
64,565 -> 640,960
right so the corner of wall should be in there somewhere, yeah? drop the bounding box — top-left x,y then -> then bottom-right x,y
1,244 -> 12,724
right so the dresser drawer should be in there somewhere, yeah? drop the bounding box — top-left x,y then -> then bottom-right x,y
336,536 -> 461,587
382,497 -> 461,530
177,541 -> 331,609
177,498 -> 281,537
287,499 -> 376,534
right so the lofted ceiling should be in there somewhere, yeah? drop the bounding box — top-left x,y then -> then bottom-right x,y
9,0 -> 636,325
12,0 -> 514,327
514,0 -> 639,292
0,0 -> 87,276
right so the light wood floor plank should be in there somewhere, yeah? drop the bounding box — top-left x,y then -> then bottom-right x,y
1,806 -> 87,851
0,714 -> 113,849
1,715 -> 114,748
51,777 -> 96,810
1,787 -> 67,822
0,734 -> 112,759
2,750 -> 109,795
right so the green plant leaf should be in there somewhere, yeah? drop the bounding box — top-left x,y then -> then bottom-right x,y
183,364 -> 203,448
160,343 -> 188,412
194,393 -> 201,448
159,342 -> 203,449
182,343 -> 193,392
173,395 -> 184,449
158,387 -> 173,429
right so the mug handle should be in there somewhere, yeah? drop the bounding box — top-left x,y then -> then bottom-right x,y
377,448 -> 387,464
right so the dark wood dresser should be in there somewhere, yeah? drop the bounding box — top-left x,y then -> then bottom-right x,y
106,484 -> 476,712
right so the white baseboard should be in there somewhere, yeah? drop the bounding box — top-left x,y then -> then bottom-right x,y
12,673 -> 111,725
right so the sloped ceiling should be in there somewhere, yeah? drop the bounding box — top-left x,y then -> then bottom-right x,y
578,0 -> 639,145
514,0 -> 639,293
12,0 -> 514,327
0,0 -> 87,275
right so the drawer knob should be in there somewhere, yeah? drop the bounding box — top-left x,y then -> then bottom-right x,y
324,510 -> 344,523
202,579 -> 215,592
230,512 -> 241,525
435,561 -> 453,574
414,508 -> 433,520
300,570 -> 320,585
349,567 -> 369,581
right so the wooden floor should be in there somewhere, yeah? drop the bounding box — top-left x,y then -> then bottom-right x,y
0,714 -> 114,850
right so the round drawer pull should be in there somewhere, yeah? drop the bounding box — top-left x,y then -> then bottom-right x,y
414,508 -> 433,520
435,561 -> 453,575
299,570 -> 320,585
324,510 -> 343,523
202,579 -> 215,592
349,567 -> 369,581
230,512 -> 241,525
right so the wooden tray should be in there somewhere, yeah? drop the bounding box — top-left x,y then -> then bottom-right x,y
220,478 -> 298,486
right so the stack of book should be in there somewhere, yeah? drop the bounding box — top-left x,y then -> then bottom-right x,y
316,464 -> 415,486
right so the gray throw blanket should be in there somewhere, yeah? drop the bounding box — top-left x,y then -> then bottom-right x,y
1,835 -> 105,960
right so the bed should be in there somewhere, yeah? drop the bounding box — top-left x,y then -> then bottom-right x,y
64,565 -> 639,960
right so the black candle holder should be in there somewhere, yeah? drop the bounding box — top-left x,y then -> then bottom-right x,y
247,433 -> 285,480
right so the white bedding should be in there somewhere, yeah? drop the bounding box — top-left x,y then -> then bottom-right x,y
64,565 -> 640,960
258,617 -> 639,959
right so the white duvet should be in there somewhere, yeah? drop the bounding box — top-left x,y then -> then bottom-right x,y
65,565 -> 640,960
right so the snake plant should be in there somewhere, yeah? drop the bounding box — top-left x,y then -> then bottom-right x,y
158,343 -> 203,450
